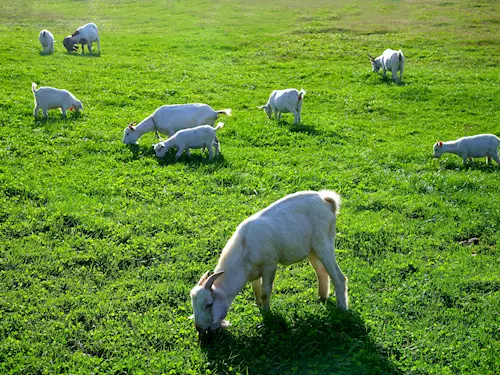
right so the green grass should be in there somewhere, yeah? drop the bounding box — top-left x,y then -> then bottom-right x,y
0,0 -> 499,374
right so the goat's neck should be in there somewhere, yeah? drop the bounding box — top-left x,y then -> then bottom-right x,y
134,116 -> 156,135
213,257 -> 251,306
442,140 -> 460,155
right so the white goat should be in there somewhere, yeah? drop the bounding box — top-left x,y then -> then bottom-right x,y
153,123 -> 224,160
259,88 -> 306,125
32,83 -> 83,118
369,49 -> 405,84
433,134 -> 500,165
38,30 -> 54,54
63,23 -> 100,54
123,104 -> 231,145
190,190 -> 348,333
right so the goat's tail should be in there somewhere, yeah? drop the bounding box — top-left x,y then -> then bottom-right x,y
298,88 -> 306,101
319,190 -> 341,215
216,108 -> 232,117
398,50 -> 404,62
214,122 -> 224,131
31,82 -> 37,93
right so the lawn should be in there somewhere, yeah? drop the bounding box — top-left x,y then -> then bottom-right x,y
0,0 -> 499,374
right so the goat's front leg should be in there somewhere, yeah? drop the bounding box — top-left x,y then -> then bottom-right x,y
88,42 -> 93,54
175,147 -> 184,160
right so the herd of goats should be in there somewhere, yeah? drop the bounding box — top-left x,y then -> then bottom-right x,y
32,21 -> 499,334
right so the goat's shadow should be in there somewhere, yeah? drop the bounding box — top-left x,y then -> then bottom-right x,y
126,144 -> 229,168
277,121 -> 320,136
32,111 -> 84,127
65,51 -> 101,58
438,159 -> 500,173
200,302 -> 402,375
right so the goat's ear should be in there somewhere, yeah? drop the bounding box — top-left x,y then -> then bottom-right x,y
197,271 -> 210,286
72,30 -> 80,37
438,141 -> 443,147
188,314 -> 194,320
212,297 -> 229,325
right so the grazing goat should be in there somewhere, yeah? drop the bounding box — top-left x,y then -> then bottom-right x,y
433,134 -> 500,165
369,49 -> 405,84
122,104 -> 231,145
32,83 -> 83,118
259,89 -> 306,125
38,30 -> 54,54
153,123 -> 224,160
259,88 -> 306,125
63,23 -> 100,54
190,190 -> 348,333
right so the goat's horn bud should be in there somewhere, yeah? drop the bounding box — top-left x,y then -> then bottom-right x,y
204,271 -> 224,290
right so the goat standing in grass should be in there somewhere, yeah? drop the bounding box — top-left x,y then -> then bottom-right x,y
433,134 -> 500,165
190,190 -> 348,333
259,88 -> 306,125
369,49 -> 405,84
32,83 -> 83,119
38,30 -> 54,54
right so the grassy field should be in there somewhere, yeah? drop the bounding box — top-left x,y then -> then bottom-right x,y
0,0 -> 499,374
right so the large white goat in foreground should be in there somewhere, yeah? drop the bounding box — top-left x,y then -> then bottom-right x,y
63,23 -> 100,54
259,88 -> 306,125
433,134 -> 500,165
190,190 -> 348,333
122,104 -> 231,145
369,49 -> 405,84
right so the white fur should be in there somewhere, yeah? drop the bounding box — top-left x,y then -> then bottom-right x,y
370,49 -> 405,84
123,104 -> 231,145
63,23 -> 100,54
153,123 -> 224,160
259,88 -> 306,125
190,190 -> 348,333
38,29 -> 54,54
433,134 -> 500,165
32,83 -> 83,118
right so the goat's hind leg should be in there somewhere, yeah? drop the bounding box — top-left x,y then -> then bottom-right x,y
312,239 -> 348,310
252,278 -> 263,308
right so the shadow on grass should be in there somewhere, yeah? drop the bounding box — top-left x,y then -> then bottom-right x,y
277,121 -> 320,136
127,144 -> 229,168
439,159 -> 500,173
200,302 -> 402,375
32,110 -> 84,126
65,51 -> 101,58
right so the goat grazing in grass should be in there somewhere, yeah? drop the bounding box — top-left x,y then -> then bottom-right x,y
369,49 -> 405,84
63,23 -> 100,54
190,190 -> 348,333
153,122 -> 224,160
433,134 -> 500,165
259,88 -> 306,125
32,83 -> 83,118
123,104 -> 231,145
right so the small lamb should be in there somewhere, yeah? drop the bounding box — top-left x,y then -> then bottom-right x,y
259,88 -> 306,125
32,83 -> 83,118
153,123 -> 224,160
369,49 -> 405,84
63,23 -> 100,54
433,134 -> 500,165
38,30 -> 54,54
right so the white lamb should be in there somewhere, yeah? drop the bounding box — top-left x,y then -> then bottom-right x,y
259,88 -> 306,125
153,123 -> 224,160
63,23 -> 100,54
38,29 -> 54,54
123,104 -> 231,145
32,83 -> 83,118
433,134 -> 500,165
190,190 -> 348,333
369,49 -> 405,84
